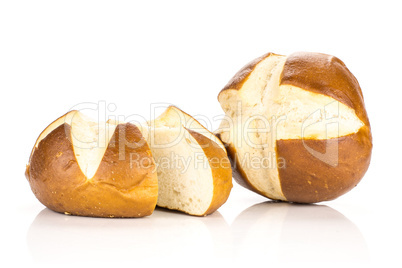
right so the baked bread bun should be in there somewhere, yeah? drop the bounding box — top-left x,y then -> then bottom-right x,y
25,110 -> 158,217
216,52 -> 372,203
26,107 -> 232,217
141,106 -> 232,216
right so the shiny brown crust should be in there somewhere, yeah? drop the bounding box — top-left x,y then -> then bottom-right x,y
280,52 -> 370,126
26,123 -> 158,217
187,129 -> 233,215
277,52 -> 372,202
277,126 -> 372,203
218,52 -> 276,97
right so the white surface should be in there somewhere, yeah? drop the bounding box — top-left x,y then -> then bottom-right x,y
0,0 -> 401,267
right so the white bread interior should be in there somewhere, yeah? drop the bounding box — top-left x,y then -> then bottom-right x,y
142,106 -> 224,215
69,112 -> 117,179
218,54 -> 364,200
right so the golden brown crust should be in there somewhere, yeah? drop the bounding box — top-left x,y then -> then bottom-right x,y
26,123 -> 158,218
187,129 -> 232,216
218,52 -> 276,97
276,126 -> 372,203
280,52 -> 370,126
28,110 -> 74,162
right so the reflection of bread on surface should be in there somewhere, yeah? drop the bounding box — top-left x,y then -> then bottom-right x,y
231,202 -> 369,262
27,207 -> 231,262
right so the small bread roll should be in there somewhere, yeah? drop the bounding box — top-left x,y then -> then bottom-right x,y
216,52 -> 372,203
26,107 -> 232,217
25,111 -> 158,217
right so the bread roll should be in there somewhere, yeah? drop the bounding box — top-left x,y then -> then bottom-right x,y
216,52 -> 372,203
26,107 -> 232,217
25,110 -> 158,217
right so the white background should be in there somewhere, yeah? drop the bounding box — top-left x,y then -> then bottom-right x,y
0,0 -> 401,267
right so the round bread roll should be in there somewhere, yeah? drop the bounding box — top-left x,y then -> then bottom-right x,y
25,110 -> 158,217
216,52 -> 372,203
26,107 -> 232,217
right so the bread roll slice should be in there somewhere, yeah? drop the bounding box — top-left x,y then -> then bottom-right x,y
26,110 -> 158,217
141,106 -> 232,216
